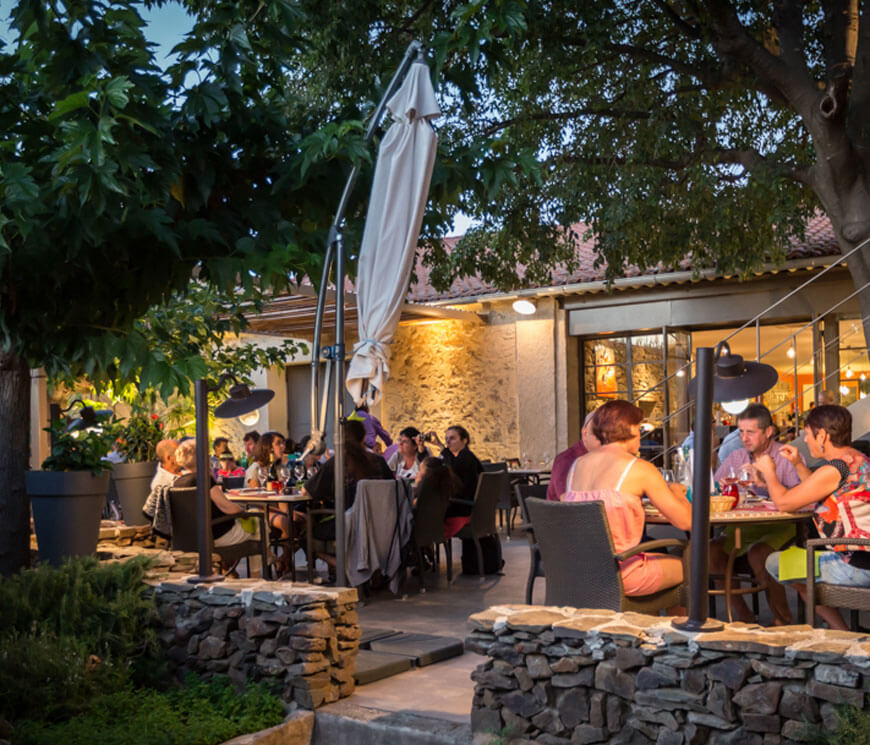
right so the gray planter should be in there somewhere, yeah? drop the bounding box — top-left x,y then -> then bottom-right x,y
110,460 -> 156,525
26,471 -> 111,567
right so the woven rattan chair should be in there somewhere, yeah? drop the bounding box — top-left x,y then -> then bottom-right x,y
168,486 -> 271,578
515,483 -> 548,603
454,471 -> 502,577
525,497 -> 686,613
411,479 -> 453,589
806,537 -> 870,629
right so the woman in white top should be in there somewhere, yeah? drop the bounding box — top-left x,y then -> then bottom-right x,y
387,426 -> 428,479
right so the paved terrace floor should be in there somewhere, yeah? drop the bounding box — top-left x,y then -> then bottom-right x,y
316,525 -> 796,726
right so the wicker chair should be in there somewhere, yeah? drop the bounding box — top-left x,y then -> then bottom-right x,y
411,479 -> 453,589
806,537 -> 870,629
515,483 -> 548,604
525,498 -> 686,613
454,471 -> 502,577
168,486 -> 271,578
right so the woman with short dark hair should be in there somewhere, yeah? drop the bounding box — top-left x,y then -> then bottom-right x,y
756,405 -> 870,630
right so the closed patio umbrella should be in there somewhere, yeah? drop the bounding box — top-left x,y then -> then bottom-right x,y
345,60 -> 441,406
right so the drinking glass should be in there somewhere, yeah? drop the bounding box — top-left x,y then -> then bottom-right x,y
257,465 -> 269,490
659,469 -> 675,483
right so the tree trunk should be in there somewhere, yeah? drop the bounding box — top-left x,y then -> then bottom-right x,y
0,349 -> 32,575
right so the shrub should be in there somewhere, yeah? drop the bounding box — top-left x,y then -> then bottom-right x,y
810,706 -> 870,745
0,557 -> 158,722
12,676 -> 286,745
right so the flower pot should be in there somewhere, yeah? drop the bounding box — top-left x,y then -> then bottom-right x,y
26,471 -> 111,567
110,460 -> 157,525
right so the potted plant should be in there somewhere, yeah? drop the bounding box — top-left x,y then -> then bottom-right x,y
26,414 -> 116,566
110,413 -> 164,525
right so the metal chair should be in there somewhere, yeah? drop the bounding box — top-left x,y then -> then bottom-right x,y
515,483 -> 548,603
454,471 -> 502,577
806,538 -> 870,629
167,487 -> 271,578
525,498 -> 686,613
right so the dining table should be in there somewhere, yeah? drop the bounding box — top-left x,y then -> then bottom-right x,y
507,468 -> 551,485
226,488 -> 310,580
645,500 -> 813,622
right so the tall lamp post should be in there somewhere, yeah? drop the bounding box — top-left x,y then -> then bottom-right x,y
190,376 -> 274,583
673,342 -> 777,632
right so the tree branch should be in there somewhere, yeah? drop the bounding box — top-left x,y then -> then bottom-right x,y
652,0 -> 702,39
701,0 -> 818,120
479,107 -> 654,138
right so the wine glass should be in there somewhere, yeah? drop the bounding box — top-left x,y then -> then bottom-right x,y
277,464 -> 290,489
737,463 -> 756,505
257,464 -> 269,490
660,469 -> 675,483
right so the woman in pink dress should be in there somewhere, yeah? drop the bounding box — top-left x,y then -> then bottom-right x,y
562,400 -> 692,596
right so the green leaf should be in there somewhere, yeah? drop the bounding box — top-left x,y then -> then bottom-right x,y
49,90 -> 92,120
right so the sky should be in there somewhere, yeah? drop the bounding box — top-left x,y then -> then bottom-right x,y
1,1 -> 474,236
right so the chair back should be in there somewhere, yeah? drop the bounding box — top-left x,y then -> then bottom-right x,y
469,471 -> 503,536
515,483 -> 548,525
525,498 -> 624,609
482,461 -> 507,472
413,480 -> 450,546
222,476 -> 245,489
167,487 -> 199,552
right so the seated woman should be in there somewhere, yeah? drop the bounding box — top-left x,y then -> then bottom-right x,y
562,399 -> 692,597
302,419 -> 393,543
174,440 -> 290,575
755,404 -> 870,630
245,433 -> 274,488
388,426 -> 428,479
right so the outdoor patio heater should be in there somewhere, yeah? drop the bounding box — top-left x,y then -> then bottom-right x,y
673,341 -> 777,631
307,40 -> 428,588
191,376 -> 274,582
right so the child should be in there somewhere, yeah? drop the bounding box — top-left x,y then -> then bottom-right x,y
217,452 -> 245,479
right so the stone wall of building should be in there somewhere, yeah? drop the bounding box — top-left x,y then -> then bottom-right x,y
384,310 -> 522,462
150,580 -> 360,710
467,605 -> 870,745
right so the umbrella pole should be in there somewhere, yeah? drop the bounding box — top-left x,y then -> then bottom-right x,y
333,234 -> 347,587
308,40 -> 427,588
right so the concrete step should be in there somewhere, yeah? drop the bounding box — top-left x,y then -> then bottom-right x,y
313,702 -> 473,745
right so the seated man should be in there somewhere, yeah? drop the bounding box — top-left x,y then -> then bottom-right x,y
710,403 -> 804,624
547,411 -> 600,500
151,438 -> 181,490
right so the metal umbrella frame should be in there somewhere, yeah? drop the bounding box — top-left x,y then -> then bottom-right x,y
307,41 -> 431,587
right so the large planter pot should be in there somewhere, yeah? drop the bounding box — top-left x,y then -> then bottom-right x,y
110,460 -> 156,526
26,471 -> 111,567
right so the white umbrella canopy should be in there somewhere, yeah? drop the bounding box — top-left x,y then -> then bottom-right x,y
345,61 -> 441,406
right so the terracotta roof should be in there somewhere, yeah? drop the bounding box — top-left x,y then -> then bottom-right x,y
407,213 -> 841,303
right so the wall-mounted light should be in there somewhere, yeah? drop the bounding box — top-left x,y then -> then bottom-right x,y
846,367 -> 854,379
839,384 -> 850,396
512,298 -> 537,315
676,369 -> 685,378
786,346 -> 795,359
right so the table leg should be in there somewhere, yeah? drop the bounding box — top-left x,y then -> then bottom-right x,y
723,529 -> 740,623
287,507 -> 297,581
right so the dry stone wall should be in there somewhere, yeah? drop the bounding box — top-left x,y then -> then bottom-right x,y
467,605 -> 870,745
384,313 -> 520,462
150,579 -> 360,710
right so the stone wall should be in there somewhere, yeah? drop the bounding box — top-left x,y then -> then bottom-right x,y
150,579 -> 360,709
384,311 -> 521,462
467,605 -> 870,745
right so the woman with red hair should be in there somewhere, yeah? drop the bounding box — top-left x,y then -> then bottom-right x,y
562,399 -> 692,596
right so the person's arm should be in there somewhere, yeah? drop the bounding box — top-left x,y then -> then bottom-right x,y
373,417 -> 392,446
209,484 -> 243,515
428,431 -> 445,451
754,453 -> 841,511
634,460 -> 692,531
777,444 -> 812,483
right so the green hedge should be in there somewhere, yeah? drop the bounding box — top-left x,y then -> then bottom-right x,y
12,676 -> 285,745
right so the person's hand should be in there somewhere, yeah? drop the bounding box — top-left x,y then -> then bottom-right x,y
414,434 -> 425,451
779,444 -> 801,466
754,454 -> 775,481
